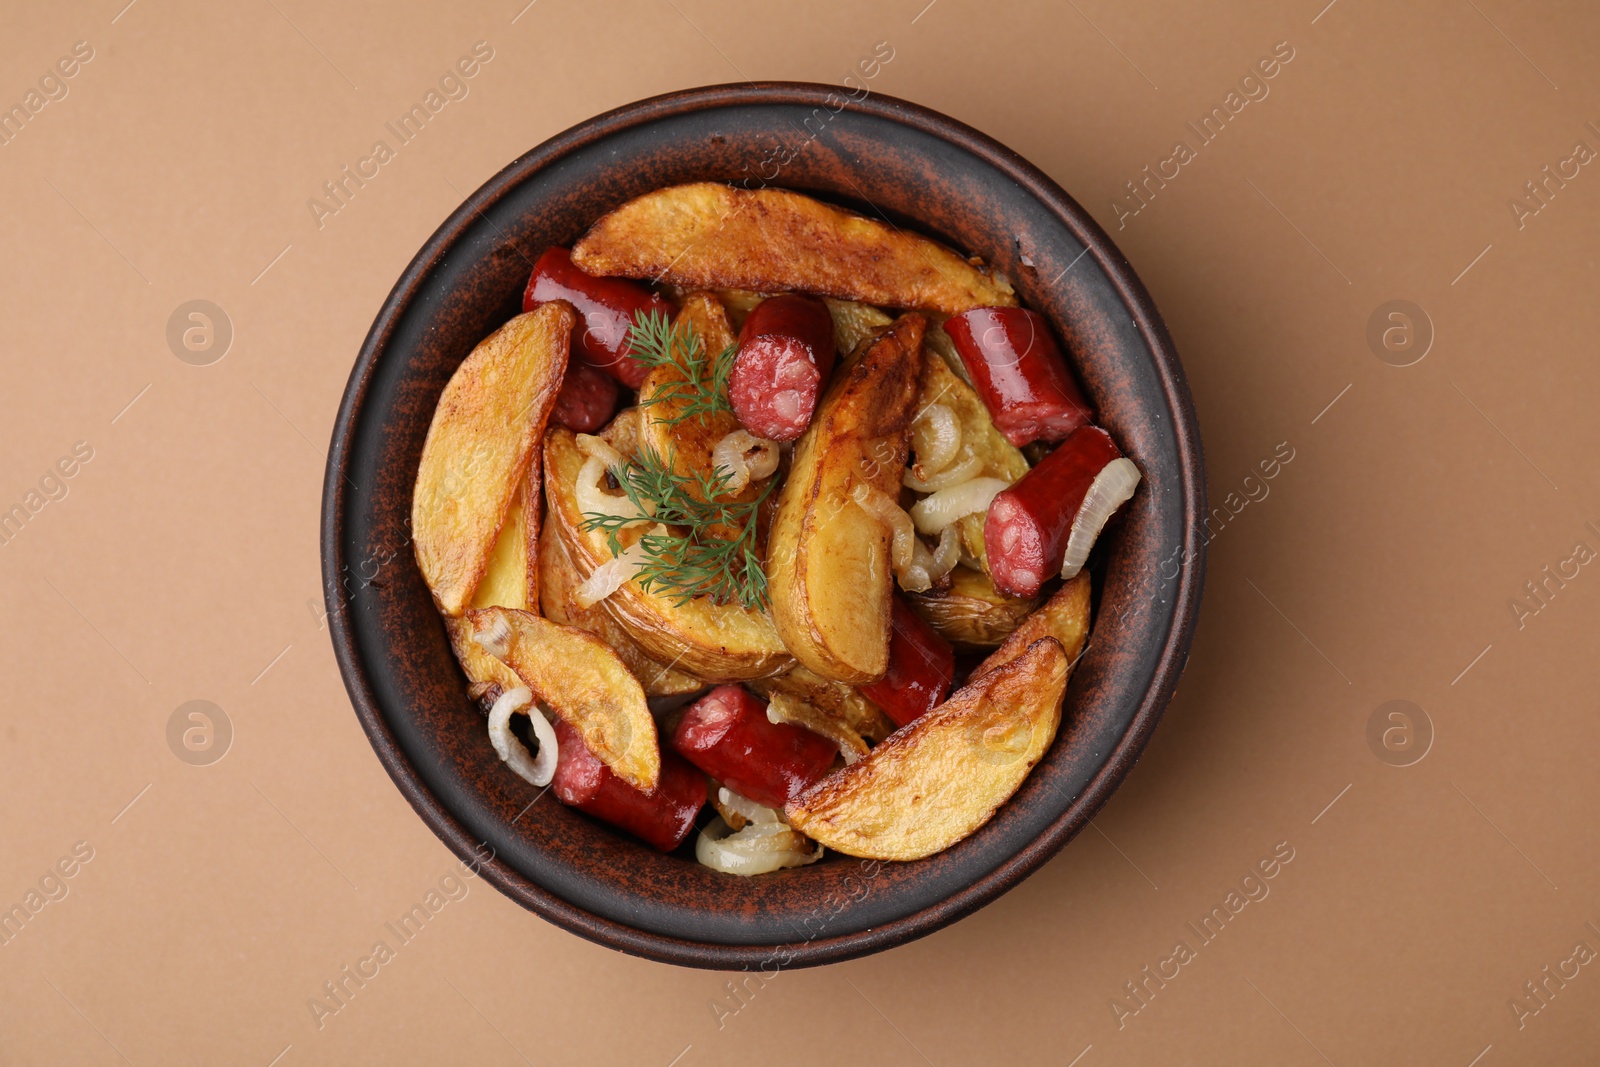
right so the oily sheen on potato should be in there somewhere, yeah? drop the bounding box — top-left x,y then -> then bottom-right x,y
536,522 -> 704,698
468,606 -> 660,792
571,183 -> 1018,315
543,420 -> 793,682
766,313 -> 926,684
441,478 -> 537,704
905,565 -> 1040,651
973,571 -> 1092,681
412,302 -> 574,616
786,637 -> 1070,861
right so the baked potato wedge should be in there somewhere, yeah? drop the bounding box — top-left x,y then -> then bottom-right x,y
413,302 -> 574,616
750,665 -> 894,745
786,637 -> 1069,860
537,521 -> 705,697
910,343 -> 1030,573
544,420 -> 793,681
766,314 -> 926,684
905,565 -> 1039,651
445,616 -> 524,706
444,479 -> 538,704
572,183 -> 1016,315
467,606 -> 660,791
973,571 -> 1092,681
468,479 -> 534,613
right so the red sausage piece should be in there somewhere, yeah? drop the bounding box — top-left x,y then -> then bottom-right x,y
551,718 -> 705,852
859,596 -> 956,728
984,425 -> 1122,598
523,246 -> 674,389
671,685 -> 838,809
549,356 -> 621,432
944,307 -> 1093,447
728,295 -> 836,441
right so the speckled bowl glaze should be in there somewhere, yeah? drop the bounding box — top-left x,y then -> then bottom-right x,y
322,82 -> 1206,969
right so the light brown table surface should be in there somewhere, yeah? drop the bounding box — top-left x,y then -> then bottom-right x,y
3,1 -> 1597,1063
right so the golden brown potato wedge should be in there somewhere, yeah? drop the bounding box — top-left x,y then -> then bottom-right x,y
544,421 -> 793,682
443,478 -> 538,705
537,521 -> 706,698
786,637 -> 1069,860
910,344 -> 1030,573
973,572 -> 1092,681
413,303 -> 574,616
468,479 -> 534,613
572,183 -> 1016,315
467,606 -> 660,791
750,665 -> 894,745
445,616 -> 524,706
766,314 -> 926,684
905,565 -> 1040,651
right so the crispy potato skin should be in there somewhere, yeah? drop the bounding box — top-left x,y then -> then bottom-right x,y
786,638 -> 1069,860
537,521 -> 706,698
766,314 -> 926,684
468,607 -> 660,791
543,420 -> 793,682
572,183 -> 1016,315
413,303 -> 575,616
444,615 -> 524,706
905,565 -> 1040,651
912,344 -> 1030,572
973,572 -> 1091,681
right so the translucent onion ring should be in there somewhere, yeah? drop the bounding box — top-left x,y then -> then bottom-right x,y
851,483 -> 915,570
486,687 -> 558,788
711,430 -> 780,493
903,446 -> 984,493
1060,457 -> 1141,579
908,476 -> 1010,535
909,402 -> 960,478
695,816 -> 822,877
572,529 -> 660,608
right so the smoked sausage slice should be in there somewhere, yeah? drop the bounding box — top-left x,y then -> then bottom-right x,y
944,307 -> 1093,448
728,294 -> 836,442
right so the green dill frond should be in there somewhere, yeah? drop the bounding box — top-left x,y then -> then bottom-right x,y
628,309 -> 737,428
577,444 -> 776,611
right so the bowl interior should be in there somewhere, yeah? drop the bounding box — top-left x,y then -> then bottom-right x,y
324,84 -> 1204,968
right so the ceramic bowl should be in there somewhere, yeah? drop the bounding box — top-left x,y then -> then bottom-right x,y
322,82 -> 1206,968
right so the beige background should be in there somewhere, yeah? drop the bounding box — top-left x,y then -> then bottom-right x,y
2,0 -> 1597,1063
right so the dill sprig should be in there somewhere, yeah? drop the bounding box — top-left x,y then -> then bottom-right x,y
580,446 -> 775,611
627,309 -> 737,428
